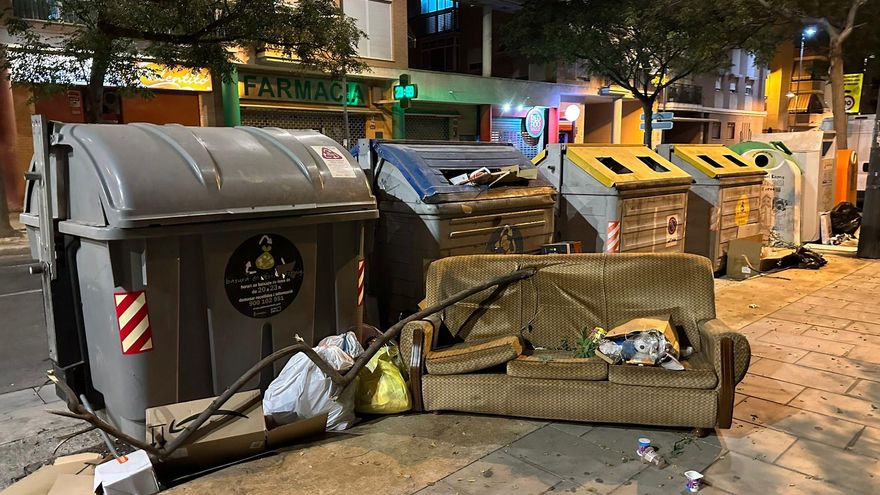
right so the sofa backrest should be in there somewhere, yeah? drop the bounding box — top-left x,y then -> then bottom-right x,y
424,253 -> 715,352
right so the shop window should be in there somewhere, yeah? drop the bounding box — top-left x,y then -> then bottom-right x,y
726,122 -> 736,140
711,122 -> 721,139
344,0 -> 393,60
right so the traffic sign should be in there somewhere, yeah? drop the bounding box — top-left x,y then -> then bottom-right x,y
640,121 -> 674,131
640,112 -> 674,121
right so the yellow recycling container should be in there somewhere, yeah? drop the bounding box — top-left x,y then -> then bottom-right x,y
657,144 -> 767,272
536,144 -> 693,253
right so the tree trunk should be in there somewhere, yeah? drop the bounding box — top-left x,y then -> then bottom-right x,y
0,172 -> 13,237
86,54 -> 109,124
341,74 -> 350,148
641,97 -> 655,148
829,39 -> 848,150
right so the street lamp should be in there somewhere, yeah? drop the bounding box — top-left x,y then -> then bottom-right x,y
794,25 -> 818,124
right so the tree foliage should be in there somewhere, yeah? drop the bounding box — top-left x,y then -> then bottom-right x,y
1,0 -> 367,122
506,0 -> 785,146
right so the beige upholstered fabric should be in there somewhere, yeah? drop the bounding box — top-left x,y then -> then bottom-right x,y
422,374 -> 719,428
399,320 -> 433,367
506,350 -> 607,380
700,319 -> 752,383
603,254 -> 715,352
607,353 -> 718,389
425,336 -> 523,375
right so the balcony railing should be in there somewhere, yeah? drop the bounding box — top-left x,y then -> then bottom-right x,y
13,0 -> 70,21
410,7 -> 460,38
666,83 -> 703,105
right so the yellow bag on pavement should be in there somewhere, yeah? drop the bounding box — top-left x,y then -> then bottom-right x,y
356,345 -> 411,414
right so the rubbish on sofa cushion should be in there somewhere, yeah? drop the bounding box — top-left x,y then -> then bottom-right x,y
595,315 -> 685,370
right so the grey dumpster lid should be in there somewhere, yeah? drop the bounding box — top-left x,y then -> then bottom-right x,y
51,123 -> 375,228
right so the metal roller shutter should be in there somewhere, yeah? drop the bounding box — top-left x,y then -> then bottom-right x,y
405,114 -> 451,140
241,108 -> 367,145
491,117 -> 543,159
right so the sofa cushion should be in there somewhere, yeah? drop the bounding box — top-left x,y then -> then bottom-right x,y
506,350 -> 607,380
607,353 -> 718,389
425,336 -> 523,375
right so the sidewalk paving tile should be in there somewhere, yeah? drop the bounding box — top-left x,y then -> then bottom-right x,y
757,331 -> 854,356
847,427 -> 880,460
803,327 -> 880,347
848,379 -> 880,402
737,317 -> 811,341
791,388 -> 880,429
703,451 -> 848,495
747,359 -> 856,394
768,309 -> 853,330
438,450 -> 566,495
0,402 -> 80,446
735,374 -> 805,404
749,342 -> 809,363
775,438 -> 880,493
502,425 -> 645,493
414,480 -> 462,494
847,321 -> 880,336
844,301 -> 880,316
806,305 -> 880,326
547,421 -> 593,438
798,295 -> 852,309
845,345 -> 880,365
709,419 -> 798,463
0,389 -> 42,417
733,397 -> 863,448
795,352 -> 880,382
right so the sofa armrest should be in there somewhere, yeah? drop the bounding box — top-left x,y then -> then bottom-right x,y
699,319 -> 751,429
399,317 -> 437,412
699,319 -> 751,383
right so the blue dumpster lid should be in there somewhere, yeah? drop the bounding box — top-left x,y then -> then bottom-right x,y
371,140 -> 551,201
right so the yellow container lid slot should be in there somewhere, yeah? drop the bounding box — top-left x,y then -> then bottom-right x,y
671,144 -> 764,178
564,144 -> 692,188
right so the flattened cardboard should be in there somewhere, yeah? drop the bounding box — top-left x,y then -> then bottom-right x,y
93,450 -> 158,495
266,413 -> 328,450
145,391 -> 265,468
727,236 -> 763,280
1,454 -> 101,495
47,474 -> 94,495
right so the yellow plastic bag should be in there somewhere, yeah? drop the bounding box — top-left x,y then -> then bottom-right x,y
356,345 -> 411,414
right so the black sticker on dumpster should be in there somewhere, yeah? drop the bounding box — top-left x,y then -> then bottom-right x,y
487,224 -> 524,254
224,234 -> 304,318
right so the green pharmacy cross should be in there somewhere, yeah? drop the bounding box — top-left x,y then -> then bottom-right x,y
393,74 -> 419,109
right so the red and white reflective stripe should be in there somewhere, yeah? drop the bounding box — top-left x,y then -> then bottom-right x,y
114,291 -> 153,355
605,220 -> 621,253
357,258 -> 365,307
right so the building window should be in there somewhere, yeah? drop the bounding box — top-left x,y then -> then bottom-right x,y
729,81 -> 738,94
344,0 -> 393,61
711,122 -> 721,140
714,78 -> 722,92
744,80 -> 754,96
421,0 -> 455,13
727,122 -> 736,140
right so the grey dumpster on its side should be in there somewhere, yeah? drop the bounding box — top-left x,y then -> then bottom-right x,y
21,118 -> 377,437
357,139 -> 556,324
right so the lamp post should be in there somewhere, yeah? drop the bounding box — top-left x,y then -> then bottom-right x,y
793,26 -> 818,127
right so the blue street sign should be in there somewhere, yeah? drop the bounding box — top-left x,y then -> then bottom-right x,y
640,121 -> 674,131
640,112 -> 674,121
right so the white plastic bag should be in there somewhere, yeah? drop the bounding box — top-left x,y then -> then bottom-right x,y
263,343 -> 357,431
318,332 -> 364,358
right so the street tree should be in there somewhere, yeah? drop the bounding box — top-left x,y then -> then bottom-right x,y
756,0 -> 875,150
0,0 -> 366,124
506,0 -> 783,147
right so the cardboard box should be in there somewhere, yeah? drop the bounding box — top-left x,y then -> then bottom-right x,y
145,391 -> 328,469
93,450 -> 158,495
726,237 -> 763,280
146,391 -> 265,468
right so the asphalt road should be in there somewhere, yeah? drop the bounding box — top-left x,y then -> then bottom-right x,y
0,254 -> 49,395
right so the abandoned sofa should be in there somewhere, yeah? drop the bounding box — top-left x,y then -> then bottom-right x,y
399,253 -> 750,430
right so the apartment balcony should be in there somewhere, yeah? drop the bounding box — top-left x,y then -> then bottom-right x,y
410,7 -> 460,38
665,83 -> 704,106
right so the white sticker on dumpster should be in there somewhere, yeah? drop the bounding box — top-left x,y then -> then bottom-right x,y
224,234 -> 304,319
311,146 -> 356,178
